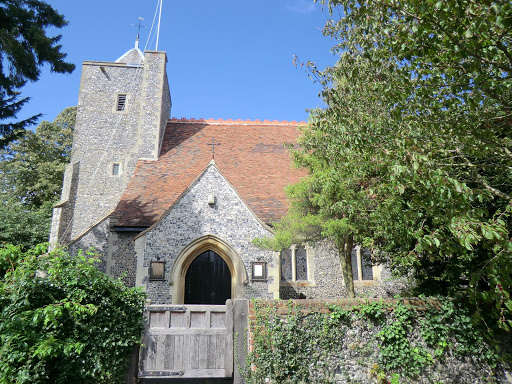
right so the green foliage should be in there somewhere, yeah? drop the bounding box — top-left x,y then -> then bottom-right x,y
255,178 -> 358,297
419,299 -> 498,361
274,0 -> 512,330
375,302 -> 432,376
246,299 -> 500,384
0,107 -> 75,248
0,196 -> 51,250
246,301 -> 345,383
0,243 -> 145,384
0,0 -> 75,147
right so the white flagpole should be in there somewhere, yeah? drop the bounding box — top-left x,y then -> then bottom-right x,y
156,0 -> 163,50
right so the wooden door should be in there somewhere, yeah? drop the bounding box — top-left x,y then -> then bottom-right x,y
138,301 -> 233,379
185,250 -> 231,305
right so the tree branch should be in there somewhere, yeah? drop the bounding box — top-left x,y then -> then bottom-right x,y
456,149 -> 512,201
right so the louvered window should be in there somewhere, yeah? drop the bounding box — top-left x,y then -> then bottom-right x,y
116,94 -> 127,111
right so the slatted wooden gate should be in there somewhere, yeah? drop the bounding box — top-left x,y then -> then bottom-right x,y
138,300 -> 233,379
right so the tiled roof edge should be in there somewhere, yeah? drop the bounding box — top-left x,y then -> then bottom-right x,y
168,117 -> 306,125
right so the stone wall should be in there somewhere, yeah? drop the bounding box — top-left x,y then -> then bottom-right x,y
67,218 -> 110,273
279,241 -> 409,300
109,231 -> 139,287
138,51 -> 171,160
244,299 -> 511,384
59,62 -> 144,243
65,219 -> 140,287
141,163 -> 276,304
50,51 -> 170,246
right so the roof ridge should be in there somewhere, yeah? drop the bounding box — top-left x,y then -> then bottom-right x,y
168,117 -> 306,125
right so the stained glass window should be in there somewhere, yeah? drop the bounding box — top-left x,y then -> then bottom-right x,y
281,246 -> 308,282
351,247 -> 359,281
351,246 -> 374,281
281,248 -> 292,281
361,248 -> 374,280
112,163 -> 120,176
296,246 -> 308,281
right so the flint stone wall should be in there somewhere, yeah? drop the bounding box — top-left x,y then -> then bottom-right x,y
142,164 -> 276,304
67,218 -> 110,273
51,51 -> 170,246
279,240 -> 409,300
246,299 -> 511,384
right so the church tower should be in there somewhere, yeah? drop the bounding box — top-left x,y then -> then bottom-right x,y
50,43 -> 171,245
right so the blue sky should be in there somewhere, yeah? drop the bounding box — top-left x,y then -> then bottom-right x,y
19,0 -> 337,124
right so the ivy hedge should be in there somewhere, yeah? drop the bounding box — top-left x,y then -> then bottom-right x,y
245,299 -> 505,383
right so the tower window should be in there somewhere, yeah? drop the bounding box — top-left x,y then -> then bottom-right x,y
116,94 -> 127,111
112,163 -> 120,176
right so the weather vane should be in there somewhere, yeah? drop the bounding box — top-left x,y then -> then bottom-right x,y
206,138 -> 221,159
131,17 -> 146,42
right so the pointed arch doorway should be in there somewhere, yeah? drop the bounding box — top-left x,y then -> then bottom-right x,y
170,235 -> 247,304
184,250 -> 231,304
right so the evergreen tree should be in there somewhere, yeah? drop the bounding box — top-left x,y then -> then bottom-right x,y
0,0 -> 74,147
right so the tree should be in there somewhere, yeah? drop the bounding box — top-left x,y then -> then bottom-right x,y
271,0 -> 511,329
0,243 -> 145,384
256,178 -> 358,298
0,0 -> 74,148
0,106 -> 75,248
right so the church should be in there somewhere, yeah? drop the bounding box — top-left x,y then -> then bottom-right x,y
44,35 -> 510,384
50,43 -> 404,309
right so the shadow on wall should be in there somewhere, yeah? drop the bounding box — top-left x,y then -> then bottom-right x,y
67,219 -> 110,273
113,193 -> 161,228
280,286 -> 307,299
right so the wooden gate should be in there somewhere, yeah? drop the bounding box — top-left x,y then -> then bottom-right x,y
138,300 -> 233,379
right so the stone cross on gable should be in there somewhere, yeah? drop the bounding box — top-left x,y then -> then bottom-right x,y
206,137 -> 221,159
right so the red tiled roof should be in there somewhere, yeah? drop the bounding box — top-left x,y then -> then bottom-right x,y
112,118 -> 307,227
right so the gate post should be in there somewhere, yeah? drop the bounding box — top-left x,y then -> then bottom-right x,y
124,346 -> 139,384
233,298 -> 249,384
